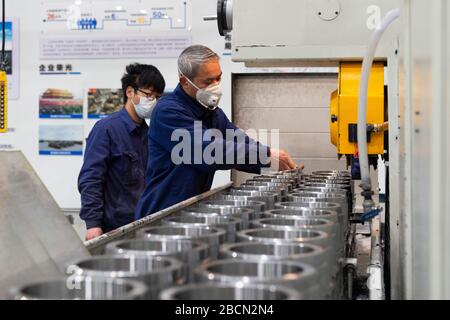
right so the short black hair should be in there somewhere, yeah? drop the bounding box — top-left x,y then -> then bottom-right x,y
121,63 -> 166,104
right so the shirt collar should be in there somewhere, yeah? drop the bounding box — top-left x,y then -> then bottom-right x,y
174,84 -> 211,119
119,107 -> 148,133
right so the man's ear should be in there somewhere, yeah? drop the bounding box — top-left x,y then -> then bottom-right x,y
179,76 -> 188,88
125,86 -> 135,100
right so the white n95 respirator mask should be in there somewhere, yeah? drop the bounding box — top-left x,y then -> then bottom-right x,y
132,95 -> 158,119
180,70 -> 223,110
195,83 -> 222,111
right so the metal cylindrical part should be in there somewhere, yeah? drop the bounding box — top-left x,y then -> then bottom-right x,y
160,283 -> 302,300
236,227 -> 335,280
312,173 -> 351,179
262,208 -> 342,257
305,177 -> 351,185
263,208 -> 339,223
309,178 -> 350,186
68,255 -> 185,299
249,217 -> 338,267
288,192 -> 349,223
219,241 -> 331,296
220,241 -> 326,269
276,199 -> 342,211
243,181 -> 293,193
259,173 -> 298,180
275,201 -> 342,223
229,188 -> 282,202
10,277 -> 148,300
251,176 -> 297,188
295,187 -> 352,213
213,192 -> 278,210
305,178 -> 354,196
296,186 -> 347,196
232,185 -> 287,198
264,168 -> 302,177
195,259 -> 320,299
260,173 -> 300,184
304,182 -> 351,192
105,238 -> 209,283
198,200 -> 266,220
161,215 -> 243,242
274,202 -> 344,259
137,225 -> 226,259
237,228 -> 330,250
250,217 -> 337,238
312,170 -> 351,177
310,171 -> 350,176
181,206 -> 254,229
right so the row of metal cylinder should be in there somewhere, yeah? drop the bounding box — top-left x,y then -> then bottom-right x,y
10,169 -> 353,300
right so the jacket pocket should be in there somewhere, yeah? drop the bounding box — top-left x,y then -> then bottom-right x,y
113,151 -> 143,186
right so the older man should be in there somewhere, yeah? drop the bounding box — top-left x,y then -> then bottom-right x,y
135,45 -> 297,219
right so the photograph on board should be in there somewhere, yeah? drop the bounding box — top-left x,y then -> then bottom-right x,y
87,88 -> 123,119
1,19 -> 20,100
39,88 -> 84,119
1,21 -> 13,75
39,125 -> 84,156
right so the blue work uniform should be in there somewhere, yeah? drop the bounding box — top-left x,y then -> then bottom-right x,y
135,84 -> 271,220
78,108 -> 148,232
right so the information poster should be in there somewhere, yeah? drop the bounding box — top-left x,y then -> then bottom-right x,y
40,1 -> 192,60
1,18 -> 20,100
41,0 -> 190,34
39,88 -> 83,119
88,88 -> 123,119
39,125 -> 84,156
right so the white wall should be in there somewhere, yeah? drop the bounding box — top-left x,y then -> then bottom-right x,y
230,73 -> 349,185
2,0 -> 340,211
1,0 -> 236,209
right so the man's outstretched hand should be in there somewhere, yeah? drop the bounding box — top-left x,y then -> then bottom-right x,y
270,149 -> 304,172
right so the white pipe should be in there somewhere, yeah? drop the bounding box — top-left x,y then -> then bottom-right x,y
357,9 -> 400,202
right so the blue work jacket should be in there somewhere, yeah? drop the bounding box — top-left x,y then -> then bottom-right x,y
135,84 -> 270,220
78,108 -> 148,232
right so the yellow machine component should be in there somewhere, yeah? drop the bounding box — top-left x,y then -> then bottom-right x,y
330,62 -> 385,156
0,71 -> 7,133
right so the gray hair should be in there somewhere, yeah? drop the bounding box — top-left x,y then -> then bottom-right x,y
178,45 -> 219,79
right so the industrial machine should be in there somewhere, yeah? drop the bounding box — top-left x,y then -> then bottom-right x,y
0,0 -> 449,300
209,0 -> 400,300
330,62 -> 386,158
209,0 -> 450,300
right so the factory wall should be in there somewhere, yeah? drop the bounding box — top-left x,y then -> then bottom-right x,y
1,0 -> 339,212
1,0 -> 235,210
231,73 -> 346,185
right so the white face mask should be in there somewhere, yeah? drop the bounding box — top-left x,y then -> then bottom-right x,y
131,95 -> 158,119
180,71 -> 223,110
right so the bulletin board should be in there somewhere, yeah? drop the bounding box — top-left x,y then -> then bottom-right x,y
0,0 -> 337,210
0,0 -> 238,209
